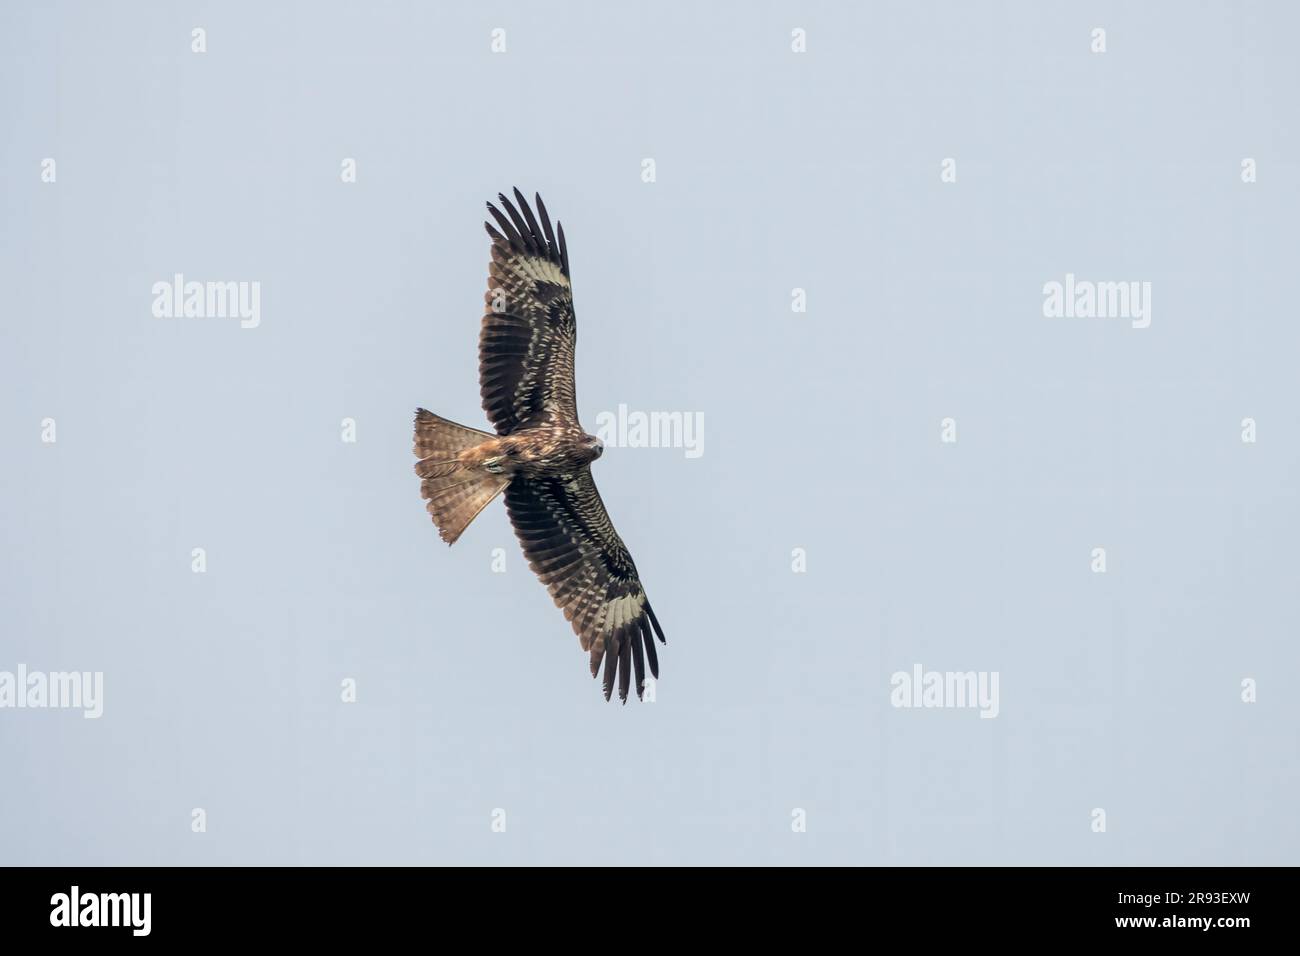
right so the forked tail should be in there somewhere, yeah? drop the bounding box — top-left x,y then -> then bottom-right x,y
413,408 -> 509,545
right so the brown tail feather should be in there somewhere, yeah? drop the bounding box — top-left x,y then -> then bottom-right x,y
413,408 -> 508,545
413,408 -> 495,459
415,458 -> 461,479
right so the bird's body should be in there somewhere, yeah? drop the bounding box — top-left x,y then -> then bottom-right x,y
457,420 -> 603,477
413,189 -> 665,703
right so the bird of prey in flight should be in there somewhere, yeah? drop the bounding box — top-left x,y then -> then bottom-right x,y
413,189 -> 666,703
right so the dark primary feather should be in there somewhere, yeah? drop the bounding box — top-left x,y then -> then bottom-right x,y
487,203 -> 524,251
481,189 -> 566,274
513,188 -> 544,244
535,194 -> 559,252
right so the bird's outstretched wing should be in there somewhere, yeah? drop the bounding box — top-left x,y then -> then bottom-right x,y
480,189 -> 577,435
504,469 -> 666,703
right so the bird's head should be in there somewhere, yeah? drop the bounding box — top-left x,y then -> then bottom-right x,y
584,434 -> 605,461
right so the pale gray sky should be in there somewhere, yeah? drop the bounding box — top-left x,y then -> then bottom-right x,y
1,0 -> 1297,865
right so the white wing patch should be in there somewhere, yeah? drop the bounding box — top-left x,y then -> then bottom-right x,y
606,592 -> 645,634
516,255 -> 569,289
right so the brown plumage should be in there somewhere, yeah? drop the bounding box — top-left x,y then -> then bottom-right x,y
413,189 -> 666,702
